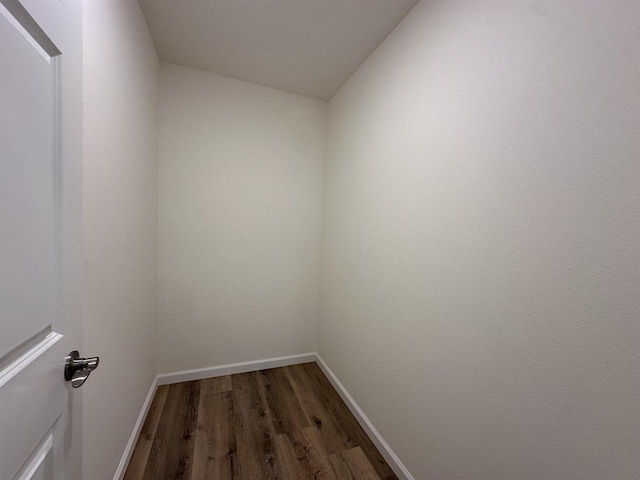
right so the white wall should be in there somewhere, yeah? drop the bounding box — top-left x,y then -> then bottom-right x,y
82,2 -> 159,479
157,62 -> 326,372
319,2 -> 640,479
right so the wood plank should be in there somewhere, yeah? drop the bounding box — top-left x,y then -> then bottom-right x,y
285,363 -> 357,456
274,427 -> 337,480
191,382 -> 235,480
126,366 -> 397,480
257,367 -> 309,434
124,385 -> 170,480
142,381 -> 200,480
329,452 -> 355,480
202,374 -> 232,393
330,447 -> 380,480
302,363 -> 397,479
232,372 -> 279,479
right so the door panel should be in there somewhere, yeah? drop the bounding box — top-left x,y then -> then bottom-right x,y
0,333 -> 63,479
12,414 -> 63,480
0,0 -> 57,361
18,435 -> 54,480
0,0 -> 83,479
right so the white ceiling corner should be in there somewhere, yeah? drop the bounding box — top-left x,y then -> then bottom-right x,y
138,0 -> 419,100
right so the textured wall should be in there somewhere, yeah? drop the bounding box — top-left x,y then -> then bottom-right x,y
82,2 -> 159,479
319,1 -> 640,479
157,63 -> 326,372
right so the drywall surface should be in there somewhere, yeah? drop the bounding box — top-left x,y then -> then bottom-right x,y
139,0 -> 417,100
157,63 -> 326,372
82,2 -> 159,479
319,1 -> 640,479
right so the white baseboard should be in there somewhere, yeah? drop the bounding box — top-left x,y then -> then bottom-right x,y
156,352 -> 317,385
112,376 -> 158,480
314,354 -> 415,480
114,352 -> 413,480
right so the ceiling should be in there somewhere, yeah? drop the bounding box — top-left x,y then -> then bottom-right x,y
138,0 -> 418,101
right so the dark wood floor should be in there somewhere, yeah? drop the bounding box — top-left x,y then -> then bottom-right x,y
124,362 -> 398,480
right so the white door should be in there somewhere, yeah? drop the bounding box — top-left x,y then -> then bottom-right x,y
0,0 -> 84,478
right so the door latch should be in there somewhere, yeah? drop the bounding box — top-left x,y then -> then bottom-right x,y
64,351 -> 99,388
